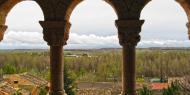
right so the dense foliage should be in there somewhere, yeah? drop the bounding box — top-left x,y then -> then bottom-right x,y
64,64 -> 76,95
0,49 -> 190,82
1,49 -> 190,94
65,49 -> 190,82
163,81 -> 181,95
39,87 -> 48,95
0,51 -> 50,80
138,86 -> 153,95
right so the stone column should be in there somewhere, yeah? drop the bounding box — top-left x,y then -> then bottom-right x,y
186,23 -> 190,39
115,20 -> 144,95
40,21 -> 71,95
0,25 -> 7,41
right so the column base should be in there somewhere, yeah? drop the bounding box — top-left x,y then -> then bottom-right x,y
49,90 -> 67,95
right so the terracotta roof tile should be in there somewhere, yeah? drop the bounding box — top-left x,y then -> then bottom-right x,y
151,83 -> 168,90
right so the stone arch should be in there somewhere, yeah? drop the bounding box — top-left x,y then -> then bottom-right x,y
176,0 -> 190,21
176,0 -> 190,39
0,0 -> 48,41
0,0 -> 46,25
62,0 -> 150,21
141,0 -> 189,39
59,0 -> 142,21
60,0 -> 120,21
0,0 -> 22,25
142,0 -> 189,21
106,0 -> 151,20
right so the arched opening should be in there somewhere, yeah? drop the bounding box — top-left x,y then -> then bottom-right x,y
139,0 -> 190,93
140,0 -> 189,47
0,2 -> 50,94
67,0 -> 119,49
0,1 -> 46,49
64,0 -> 121,94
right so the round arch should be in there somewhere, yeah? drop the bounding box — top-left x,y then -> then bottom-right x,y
176,0 -> 190,21
176,0 -> 190,39
141,0 -> 189,22
0,1 -> 46,49
0,0 -> 46,41
0,0 -> 45,25
61,0 -> 119,21
140,0 -> 189,46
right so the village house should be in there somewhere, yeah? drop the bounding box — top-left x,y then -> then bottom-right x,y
0,73 -> 49,95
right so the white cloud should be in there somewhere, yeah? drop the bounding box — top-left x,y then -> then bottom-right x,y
0,31 -> 47,49
139,39 -> 190,48
0,30 -> 190,49
65,33 -> 120,49
1,0 -> 189,49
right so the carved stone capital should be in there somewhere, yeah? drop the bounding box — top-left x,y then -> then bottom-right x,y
115,20 -> 144,46
0,25 -> 7,41
40,21 -> 71,46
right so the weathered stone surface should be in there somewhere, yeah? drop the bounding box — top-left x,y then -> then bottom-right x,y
176,0 -> 190,40
39,21 -> 71,46
0,25 -> 7,41
186,23 -> 190,39
116,20 -> 144,46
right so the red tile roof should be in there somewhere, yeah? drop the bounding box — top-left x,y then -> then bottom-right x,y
151,83 -> 168,90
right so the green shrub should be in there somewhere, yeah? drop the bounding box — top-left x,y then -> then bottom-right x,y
12,91 -> 22,95
163,81 -> 181,95
3,64 -> 17,74
64,65 -> 76,95
39,87 -> 48,95
138,86 -> 153,95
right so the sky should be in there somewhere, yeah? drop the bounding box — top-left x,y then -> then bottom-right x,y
0,0 -> 190,49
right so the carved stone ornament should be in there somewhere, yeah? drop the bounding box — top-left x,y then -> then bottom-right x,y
0,25 -> 7,41
115,20 -> 144,46
40,21 -> 71,46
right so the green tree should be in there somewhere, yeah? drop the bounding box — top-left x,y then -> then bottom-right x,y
3,64 -> 17,74
64,65 -> 76,95
39,87 -> 48,95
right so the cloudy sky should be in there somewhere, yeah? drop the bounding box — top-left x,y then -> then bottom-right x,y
0,0 -> 190,49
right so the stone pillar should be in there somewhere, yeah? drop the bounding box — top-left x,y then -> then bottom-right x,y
115,20 -> 144,95
0,25 -> 7,41
40,21 -> 71,95
186,22 -> 190,39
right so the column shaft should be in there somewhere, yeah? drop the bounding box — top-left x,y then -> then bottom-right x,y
122,45 -> 136,95
40,21 -> 71,95
116,20 -> 144,95
50,46 -> 65,95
